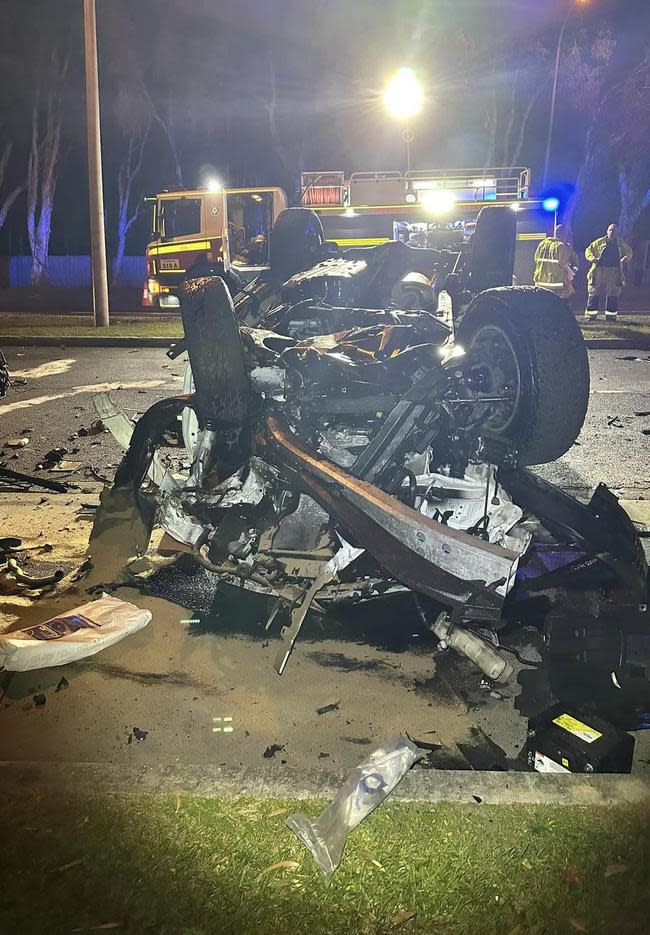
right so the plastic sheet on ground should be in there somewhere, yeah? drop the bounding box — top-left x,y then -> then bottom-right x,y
286,734 -> 424,877
0,595 -> 152,671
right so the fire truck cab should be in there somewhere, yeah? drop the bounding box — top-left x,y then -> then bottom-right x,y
143,186 -> 288,308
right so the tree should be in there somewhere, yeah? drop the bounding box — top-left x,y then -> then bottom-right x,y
26,49 -> 69,285
558,30 -> 650,240
0,137 -> 22,233
111,86 -> 151,283
609,53 -> 650,236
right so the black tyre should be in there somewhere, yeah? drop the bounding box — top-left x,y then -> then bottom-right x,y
456,286 -> 589,466
180,276 -> 251,477
184,260 -> 243,297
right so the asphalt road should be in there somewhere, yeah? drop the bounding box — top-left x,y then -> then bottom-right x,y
1,346 -> 649,777
1,345 -> 648,492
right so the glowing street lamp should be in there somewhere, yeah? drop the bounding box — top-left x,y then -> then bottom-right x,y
384,68 -> 424,176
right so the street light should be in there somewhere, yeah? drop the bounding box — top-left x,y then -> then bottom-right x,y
542,0 -> 590,190
384,68 -> 424,176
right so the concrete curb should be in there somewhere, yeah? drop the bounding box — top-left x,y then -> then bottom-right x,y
0,335 -> 647,350
2,761 -> 649,806
0,335 -> 176,348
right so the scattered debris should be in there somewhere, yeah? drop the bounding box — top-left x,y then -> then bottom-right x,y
0,466 -> 73,493
522,858 -> 533,870
472,795 -> 483,804
37,447 -> 68,469
286,734 -> 424,876
604,863 -> 627,878
607,416 -> 624,428
559,868 -> 582,887
6,558 -> 64,588
0,595 -> 152,671
318,752 -> 330,758
267,807 -> 288,817
263,743 -> 285,759
55,676 -> 69,691
50,460 -> 83,473
316,700 -> 340,715
131,727 -> 148,741
635,411 -> 650,417
615,355 -> 650,363
410,738 -> 443,754
569,918 -> 588,933
5,437 -> 30,448
88,466 -> 111,484
390,910 -> 417,927
33,693 -> 46,707
50,858 -> 84,873
78,420 -> 107,437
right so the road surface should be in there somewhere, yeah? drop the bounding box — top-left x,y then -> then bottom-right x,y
0,346 -> 649,775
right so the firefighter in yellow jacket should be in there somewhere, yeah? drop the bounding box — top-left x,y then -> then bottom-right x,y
533,225 -> 579,299
584,223 -> 633,321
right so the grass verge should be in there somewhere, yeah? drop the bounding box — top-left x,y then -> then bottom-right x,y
579,315 -> 650,346
2,791 -> 649,934
0,314 -> 648,346
0,315 -> 183,339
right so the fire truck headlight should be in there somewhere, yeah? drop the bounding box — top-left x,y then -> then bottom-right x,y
206,177 -> 223,193
421,189 -> 456,215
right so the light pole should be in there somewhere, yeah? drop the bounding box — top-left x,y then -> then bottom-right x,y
384,68 -> 424,178
542,0 -> 589,190
83,0 -> 110,327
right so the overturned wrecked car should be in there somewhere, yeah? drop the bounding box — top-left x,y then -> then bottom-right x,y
90,205 -> 649,720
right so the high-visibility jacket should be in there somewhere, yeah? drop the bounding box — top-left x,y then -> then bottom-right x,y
533,237 -> 578,297
585,236 -> 632,288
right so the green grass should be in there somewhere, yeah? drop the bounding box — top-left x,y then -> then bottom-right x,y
579,315 -> 650,346
2,792 -> 649,934
0,313 -> 648,345
0,315 -> 183,339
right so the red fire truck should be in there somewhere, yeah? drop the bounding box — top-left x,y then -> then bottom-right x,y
142,167 -> 547,307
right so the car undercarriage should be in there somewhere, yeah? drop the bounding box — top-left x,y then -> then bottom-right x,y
89,206 -> 649,727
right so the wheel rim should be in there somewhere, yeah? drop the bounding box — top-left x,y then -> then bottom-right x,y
464,324 -> 521,434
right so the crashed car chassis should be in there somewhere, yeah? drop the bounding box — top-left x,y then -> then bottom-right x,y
90,206 -> 648,704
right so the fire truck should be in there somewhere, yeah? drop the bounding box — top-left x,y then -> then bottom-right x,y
142,168 -> 548,307
299,167 -> 548,285
142,186 -> 288,308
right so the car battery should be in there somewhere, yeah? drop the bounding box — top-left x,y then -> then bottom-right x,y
524,704 -> 635,774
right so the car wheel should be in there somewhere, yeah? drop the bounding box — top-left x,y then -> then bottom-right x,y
180,276 -> 252,478
456,286 -> 589,466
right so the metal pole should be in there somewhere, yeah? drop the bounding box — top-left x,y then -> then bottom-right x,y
403,125 -> 414,178
542,11 -> 570,191
83,0 -> 109,327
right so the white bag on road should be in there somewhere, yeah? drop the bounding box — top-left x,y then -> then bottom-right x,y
0,595 -> 152,672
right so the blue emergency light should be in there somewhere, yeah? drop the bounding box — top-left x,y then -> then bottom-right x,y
542,196 -> 560,213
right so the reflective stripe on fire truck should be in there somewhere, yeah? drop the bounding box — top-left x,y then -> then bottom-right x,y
517,233 -> 546,241
330,237 -> 391,247
148,240 -> 212,256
